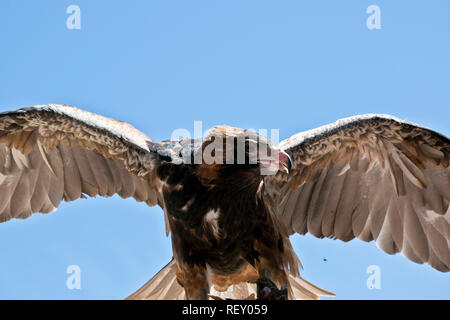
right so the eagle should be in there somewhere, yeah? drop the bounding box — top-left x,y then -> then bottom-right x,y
0,104 -> 449,300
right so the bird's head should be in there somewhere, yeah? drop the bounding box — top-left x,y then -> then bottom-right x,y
198,125 -> 292,177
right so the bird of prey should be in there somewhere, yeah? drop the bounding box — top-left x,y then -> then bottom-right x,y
0,104 -> 449,300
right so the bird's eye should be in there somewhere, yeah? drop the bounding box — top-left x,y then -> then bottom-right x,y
159,154 -> 172,162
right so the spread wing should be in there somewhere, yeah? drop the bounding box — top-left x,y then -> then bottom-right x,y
0,104 -> 164,223
264,114 -> 450,271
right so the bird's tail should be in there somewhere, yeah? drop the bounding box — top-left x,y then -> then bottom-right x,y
287,273 -> 335,300
125,259 -> 185,300
126,259 -> 335,300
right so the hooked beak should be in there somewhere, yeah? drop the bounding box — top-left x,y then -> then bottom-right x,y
259,150 -> 292,175
277,150 -> 292,174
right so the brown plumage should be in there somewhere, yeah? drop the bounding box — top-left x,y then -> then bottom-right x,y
0,105 -> 449,299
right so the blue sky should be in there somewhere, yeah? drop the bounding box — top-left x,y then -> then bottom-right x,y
0,0 -> 449,299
